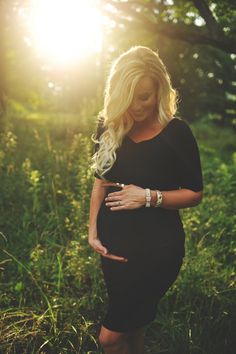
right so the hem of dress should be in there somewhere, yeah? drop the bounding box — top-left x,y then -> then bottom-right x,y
101,314 -> 156,333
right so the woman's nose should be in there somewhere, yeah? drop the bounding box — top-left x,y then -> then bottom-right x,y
131,99 -> 143,112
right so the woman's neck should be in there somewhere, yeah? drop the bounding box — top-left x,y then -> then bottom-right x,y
132,116 -> 160,131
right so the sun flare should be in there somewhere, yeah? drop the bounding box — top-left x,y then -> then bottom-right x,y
27,0 -> 104,65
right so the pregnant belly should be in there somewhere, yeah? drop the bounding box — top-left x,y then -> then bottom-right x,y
96,201 -> 185,260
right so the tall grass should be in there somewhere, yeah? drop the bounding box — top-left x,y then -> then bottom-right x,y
0,105 -> 235,353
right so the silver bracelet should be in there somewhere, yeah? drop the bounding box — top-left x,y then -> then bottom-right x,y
154,190 -> 163,207
145,188 -> 151,207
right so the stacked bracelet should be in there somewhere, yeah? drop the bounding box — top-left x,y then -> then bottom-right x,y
145,188 -> 163,208
145,188 -> 151,207
154,190 -> 163,207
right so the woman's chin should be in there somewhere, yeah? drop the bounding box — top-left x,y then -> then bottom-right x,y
131,113 -> 146,121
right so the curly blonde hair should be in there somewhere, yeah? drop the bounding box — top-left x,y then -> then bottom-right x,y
91,45 -> 179,179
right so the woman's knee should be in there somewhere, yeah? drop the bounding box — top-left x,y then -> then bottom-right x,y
98,326 -> 129,348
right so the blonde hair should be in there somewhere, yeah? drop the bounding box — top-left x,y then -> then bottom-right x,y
91,45 -> 179,179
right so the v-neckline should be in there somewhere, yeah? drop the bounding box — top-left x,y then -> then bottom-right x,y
126,117 -> 177,144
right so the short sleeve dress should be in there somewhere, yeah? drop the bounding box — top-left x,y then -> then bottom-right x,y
92,117 -> 203,333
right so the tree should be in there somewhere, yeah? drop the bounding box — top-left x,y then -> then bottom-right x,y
102,0 -> 236,126
102,0 -> 236,54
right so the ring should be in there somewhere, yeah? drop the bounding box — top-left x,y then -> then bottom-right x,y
116,182 -> 125,188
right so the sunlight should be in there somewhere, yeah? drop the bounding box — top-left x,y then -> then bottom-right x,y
27,0 -> 103,65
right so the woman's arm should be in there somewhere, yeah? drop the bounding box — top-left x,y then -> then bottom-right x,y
88,178 -> 128,262
103,183 -> 203,211
149,188 -> 203,210
88,178 -> 107,242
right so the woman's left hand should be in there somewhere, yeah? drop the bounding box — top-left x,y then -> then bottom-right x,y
102,182 -> 146,210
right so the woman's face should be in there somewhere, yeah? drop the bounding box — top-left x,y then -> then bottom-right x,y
127,76 -> 158,123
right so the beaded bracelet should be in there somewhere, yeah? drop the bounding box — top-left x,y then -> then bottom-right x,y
154,190 -> 163,207
145,188 -> 151,207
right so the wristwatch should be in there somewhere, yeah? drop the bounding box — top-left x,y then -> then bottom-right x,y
145,188 -> 151,207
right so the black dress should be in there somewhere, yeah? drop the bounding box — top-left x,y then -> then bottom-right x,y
93,117 -> 203,333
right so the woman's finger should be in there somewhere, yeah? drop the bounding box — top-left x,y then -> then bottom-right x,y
95,247 -> 128,262
89,238 -> 128,262
89,238 -> 108,254
103,253 -> 128,262
101,181 -> 118,187
92,239 -> 127,262
95,246 -> 128,261
96,245 -> 108,254
102,182 -> 125,189
110,205 -> 126,211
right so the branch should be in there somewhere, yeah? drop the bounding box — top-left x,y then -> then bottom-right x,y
102,0 -> 236,54
192,0 -> 224,39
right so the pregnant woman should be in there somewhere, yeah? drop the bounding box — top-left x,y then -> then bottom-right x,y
89,46 -> 203,354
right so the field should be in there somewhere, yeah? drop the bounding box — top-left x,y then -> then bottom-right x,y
0,102 -> 235,353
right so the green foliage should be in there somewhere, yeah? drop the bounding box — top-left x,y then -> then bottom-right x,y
2,0 -> 236,131
0,107 -> 235,353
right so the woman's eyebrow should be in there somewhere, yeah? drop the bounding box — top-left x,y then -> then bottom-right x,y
137,91 -> 153,96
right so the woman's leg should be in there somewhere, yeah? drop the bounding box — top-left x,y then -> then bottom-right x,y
127,326 -> 146,354
99,325 -> 131,354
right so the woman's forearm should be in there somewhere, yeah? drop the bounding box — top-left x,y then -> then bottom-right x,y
89,178 -> 108,239
150,188 -> 203,210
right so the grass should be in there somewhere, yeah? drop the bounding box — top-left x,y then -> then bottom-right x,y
0,103 -> 235,353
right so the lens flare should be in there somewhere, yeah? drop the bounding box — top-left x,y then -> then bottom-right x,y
27,0 -> 103,65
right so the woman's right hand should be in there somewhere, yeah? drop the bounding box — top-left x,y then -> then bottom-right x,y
88,237 -> 128,263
